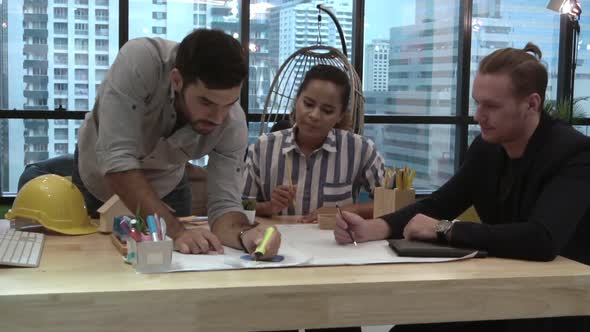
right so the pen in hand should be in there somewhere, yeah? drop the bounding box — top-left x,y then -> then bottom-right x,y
337,205 -> 357,247
254,227 -> 276,260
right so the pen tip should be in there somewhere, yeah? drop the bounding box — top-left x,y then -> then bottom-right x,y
353,241 -> 358,246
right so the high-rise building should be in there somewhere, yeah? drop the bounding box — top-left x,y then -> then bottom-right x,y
128,0 -> 220,39
127,0 -> 270,115
363,0 -> 462,189
2,0 -> 119,194
364,39 -> 389,92
268,0 -> 352,65
247,1 -> 279,113
247,0 -> 353,140
363,0 -> 573,189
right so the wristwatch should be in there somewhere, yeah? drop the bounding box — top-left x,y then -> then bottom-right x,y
435,219 -> 453,243
238,223 -> 259,253
238,230 -> 250,253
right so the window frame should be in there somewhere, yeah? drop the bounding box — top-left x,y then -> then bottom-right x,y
0,0 -> 585,203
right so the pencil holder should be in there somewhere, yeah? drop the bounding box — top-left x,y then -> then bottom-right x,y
126,237 -> 173,273
242,210 -> 256,224
318,213 -> 337,230
373,187 -> 416,218
316,207 -> 338,230
242,197 -> 257,225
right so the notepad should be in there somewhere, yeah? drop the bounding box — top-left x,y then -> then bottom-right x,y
388,239 -> 487,258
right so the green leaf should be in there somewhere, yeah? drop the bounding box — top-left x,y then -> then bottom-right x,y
544,96 -> 590,124
242,198 -> 256,210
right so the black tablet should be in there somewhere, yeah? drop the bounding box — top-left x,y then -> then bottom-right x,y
388,239 -> 487,258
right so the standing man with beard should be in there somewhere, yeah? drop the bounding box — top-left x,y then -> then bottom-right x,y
74,29 -> 280,260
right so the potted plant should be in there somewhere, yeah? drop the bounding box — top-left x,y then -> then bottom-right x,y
543,96 -> 589,124
242,197 -> 257,224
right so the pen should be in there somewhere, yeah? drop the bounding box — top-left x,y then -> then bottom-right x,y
119,219 -> 132,237
337,205 -> 357,246
129,219 -> 142,242
254,227 -> 276,259
155,214 -> 163,240
179,216 -> 208,222
159,217 -> 167,240
146,215 -> 159,242
178,216 -> 208,226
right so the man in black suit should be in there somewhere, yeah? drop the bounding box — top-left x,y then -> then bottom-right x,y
334,42 -> 590,331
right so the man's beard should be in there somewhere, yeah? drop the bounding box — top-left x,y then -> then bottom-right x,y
174,95 -> 219,135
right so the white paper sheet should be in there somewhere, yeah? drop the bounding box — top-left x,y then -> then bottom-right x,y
154,224 -> 474,273
277,224 -> 475,265
166,239 -> 312,272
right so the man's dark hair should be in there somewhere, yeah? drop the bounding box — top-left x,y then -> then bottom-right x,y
175,29 -> 247,89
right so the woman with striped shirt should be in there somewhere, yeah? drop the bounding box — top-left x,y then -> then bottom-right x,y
243,64 -> 385,223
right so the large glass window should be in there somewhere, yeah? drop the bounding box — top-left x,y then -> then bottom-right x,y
469,0 -> 560,116
574,10 -> 590,116
363,0 -> 459,117
0,1 -> 119,195
1,0 -> 588,199
365,124 -> 456,191
129,0 -> 240,41
1,1 -> 119,110
361,0 -> 460,189
248,0 -> 354,114
1,119 -> 81,195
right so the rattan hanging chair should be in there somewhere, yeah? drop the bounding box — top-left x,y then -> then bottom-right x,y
259,5 -> 364,135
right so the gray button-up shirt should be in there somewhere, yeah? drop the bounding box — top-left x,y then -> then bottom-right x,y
77,37 -> 248,224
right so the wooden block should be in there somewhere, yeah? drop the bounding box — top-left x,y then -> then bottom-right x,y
97,195 -> 132,233
373,187 -> 416,218
318,213 -> 337,230
317,206 -> 338,214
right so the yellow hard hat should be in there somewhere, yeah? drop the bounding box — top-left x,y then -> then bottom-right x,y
5,174 -> 98,235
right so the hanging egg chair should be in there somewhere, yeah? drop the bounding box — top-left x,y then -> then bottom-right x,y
259,4 -> 364,135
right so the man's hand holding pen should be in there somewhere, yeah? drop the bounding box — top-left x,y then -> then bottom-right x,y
240,224 -> 282,260
270,185 -> 297,214
334,211 -> 391,245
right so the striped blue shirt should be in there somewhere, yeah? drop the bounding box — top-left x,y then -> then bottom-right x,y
243,127 -> 385,215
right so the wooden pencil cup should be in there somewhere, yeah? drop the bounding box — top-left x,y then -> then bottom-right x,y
373,187 -> 416,218
317,207 -> 338,230
127,237 -> 173,273
318,214 -> 338,230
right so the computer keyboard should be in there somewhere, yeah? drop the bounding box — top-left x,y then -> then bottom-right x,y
0,228 -> 44,267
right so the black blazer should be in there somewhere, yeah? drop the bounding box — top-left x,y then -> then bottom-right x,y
384,113 -> 590,264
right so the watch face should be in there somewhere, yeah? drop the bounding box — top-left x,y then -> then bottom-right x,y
435,220 -> 452,242
436,220 -> 451,233
435,223 -> 443,233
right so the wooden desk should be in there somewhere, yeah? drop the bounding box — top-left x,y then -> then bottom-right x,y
2,224 -> 590,332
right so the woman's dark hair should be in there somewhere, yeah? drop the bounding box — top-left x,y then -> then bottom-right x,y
175,29 -> 247,89
296,64 -> 351,107
292,64 -> 352,130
